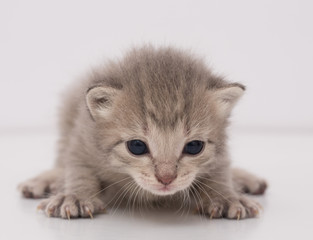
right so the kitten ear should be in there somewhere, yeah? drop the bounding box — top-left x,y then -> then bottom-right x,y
86,86 -> 120,120
211,84 -> 245,117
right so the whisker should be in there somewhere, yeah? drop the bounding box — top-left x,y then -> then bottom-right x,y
138,188 -> 144,216
180,189 -> 188,218
178,187 -> 191,219
132,185 -> 141,216
193,181 -> 213,205
123,183 -> 139,216
189,185 -> 201,218
200,170 -> 232,174
110,181 -> 135,215
103,180 -> 134,209
197,176 -> 233,189
121,182 -> 138,216
145,191 -> 153,209
87,176 -> 131,201
186,187 -> 192,217
193,181 -> 214,216
194,179 -> 233,204
175,190 -> 186,216
197,175 -> 247,194
190,184 -> 205,218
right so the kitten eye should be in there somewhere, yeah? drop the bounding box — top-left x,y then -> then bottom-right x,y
127,140 -> 149,155
183,140 -> 204,155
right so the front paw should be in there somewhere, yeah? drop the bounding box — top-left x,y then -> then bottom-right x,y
38,194 -> 106,219
198,195 -> 261,220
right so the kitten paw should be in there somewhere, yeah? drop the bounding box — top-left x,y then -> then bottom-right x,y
199,196 -> 261,220
18,180 -> 49,199
227,196 -> 261,219
241,178 -> 267,195
37,194 -> 106,219
232,168 -> 268,195
18,169 -> 63,198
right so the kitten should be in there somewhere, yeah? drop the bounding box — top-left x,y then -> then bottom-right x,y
18,46 -> 267,219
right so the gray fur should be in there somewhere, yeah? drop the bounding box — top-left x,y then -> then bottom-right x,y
19,45 -> 267,219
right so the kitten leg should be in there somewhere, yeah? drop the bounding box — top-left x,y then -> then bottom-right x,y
38,166 -> 105,219
18,168 -> 64,198
195,173 -> 262,219
232,168 -> 267,195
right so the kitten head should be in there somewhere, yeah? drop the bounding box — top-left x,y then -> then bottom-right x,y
86,46 -> 245,196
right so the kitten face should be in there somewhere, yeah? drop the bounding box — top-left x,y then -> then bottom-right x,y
110,118 -> 216,196
85,47 -> 244,196
88,88 -> 230,196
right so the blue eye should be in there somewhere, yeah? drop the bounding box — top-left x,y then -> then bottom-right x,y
183,141 -> 204,155
127,140 -> 149,155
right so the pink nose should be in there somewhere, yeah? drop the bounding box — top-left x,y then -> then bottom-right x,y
155,174 -> 177,185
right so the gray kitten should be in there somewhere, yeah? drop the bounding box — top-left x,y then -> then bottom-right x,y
19,46 -> 267,219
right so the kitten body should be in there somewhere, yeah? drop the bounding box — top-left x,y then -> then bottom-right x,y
19,46 -> 267,219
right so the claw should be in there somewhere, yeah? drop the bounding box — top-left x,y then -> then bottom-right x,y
251,207 -> 259,216
209,206 -> 220,219
256,202 -> 263,211
210,209 -> 216,219
47,207 -> 54,217
236,210 -> 241,220
37,204 -> 42,211
65,207 -> 71,220
85,206 -> 93,219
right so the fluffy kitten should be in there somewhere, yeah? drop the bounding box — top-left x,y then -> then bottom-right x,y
19,46 -> 267,219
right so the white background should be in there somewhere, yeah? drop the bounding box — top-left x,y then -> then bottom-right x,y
1,0 -> 313,240
1,0 -> 313,131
